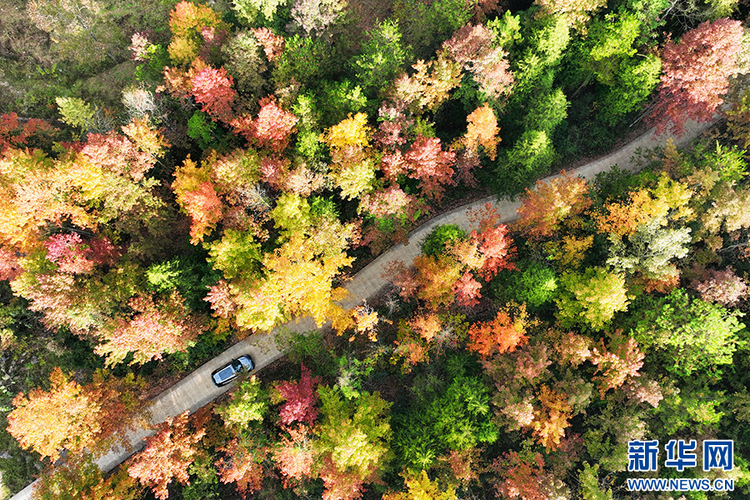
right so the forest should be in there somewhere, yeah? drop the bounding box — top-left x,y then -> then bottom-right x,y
1,0 -> 750,498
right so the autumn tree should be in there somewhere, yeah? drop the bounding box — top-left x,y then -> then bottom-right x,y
321,113 -> 377,199
128,411 -> 206,500
590,332 -> 645,397
208,194 -> 358,334
492,451 -> 565,500
273,364 -> 322,426
94,291 -> 206,367
534,0 -> 607,30
0,113 -> 57,153
467,304 -> 530,359
167,1 -> 228,66
462,104 -> 501,161
383,470 -> 458,500
291,0 -> 347,35
191,66 -> 237,123
649,18 -> 743,135
556,268 -> 629,330
274,424 -> 317,488
690,267 -> 747,306
7,368 -> 103,461
216,434 -> 267,497
232,97 -> 298,153
393,53 -> 462,113
515,171 -> 592,239
442,24 -> 514,99
33,455 -> 143,500
315,386 -> 392,500
215,375 -> 269,429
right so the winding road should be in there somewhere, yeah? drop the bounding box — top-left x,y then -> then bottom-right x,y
9,117 -> 714,500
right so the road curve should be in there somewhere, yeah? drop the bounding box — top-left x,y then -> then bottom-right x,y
9,117 -> 714,500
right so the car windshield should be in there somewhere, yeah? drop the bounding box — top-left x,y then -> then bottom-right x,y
215,365 -> 235,382
232,360 -> 242,372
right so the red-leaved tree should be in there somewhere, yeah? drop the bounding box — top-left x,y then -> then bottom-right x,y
128,411 -> 206,500
649,18 -> 743,135
231,97 -> 298,153
274,364 -> 322,426
191,66 -> 237,123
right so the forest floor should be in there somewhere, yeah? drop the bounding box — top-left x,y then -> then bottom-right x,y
8,117 -> 718,500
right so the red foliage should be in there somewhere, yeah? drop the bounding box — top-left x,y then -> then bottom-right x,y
454,271 -> 482,307
274,364 -> 322,426
128,411 -> 206,500
515,172 -> 592,239
590,332 -> 644,397
467,204 -> 516,279
274,424 -> 316,488
358,186 -> 416,218
232,97 -> 298,153
492,451 -> 550,500
216,437 -> 266,498
0,113 -> 56,152
0,247 -> 23,281
81,132 -> 157,182
443,24 -> 514,99
44,233 -> 117,274
319,456 -> 367,500
650,19 -> 744,136
403,135 -> 456,201
191,66 -> 237,123
690,267 -> 748,306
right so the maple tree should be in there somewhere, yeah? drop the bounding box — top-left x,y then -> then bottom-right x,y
216,435 -> 267,497
534,0 -> 607,29
0,113 -> 56,153
232,97 -> 298,152
273,424 -> 317,488
531,385 -> 572,450
167,1 -> 228,66
273,364 -> 322,426
492,451 -> 560,500
33,454 -> 143,500
128,411 -> 206,500
649,18 -> 743,136
690,267 -> 748,306
215,375 -> 269,429
393,53 -> 462,113
191,66 -> 237,123
590,332 -> 645,397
